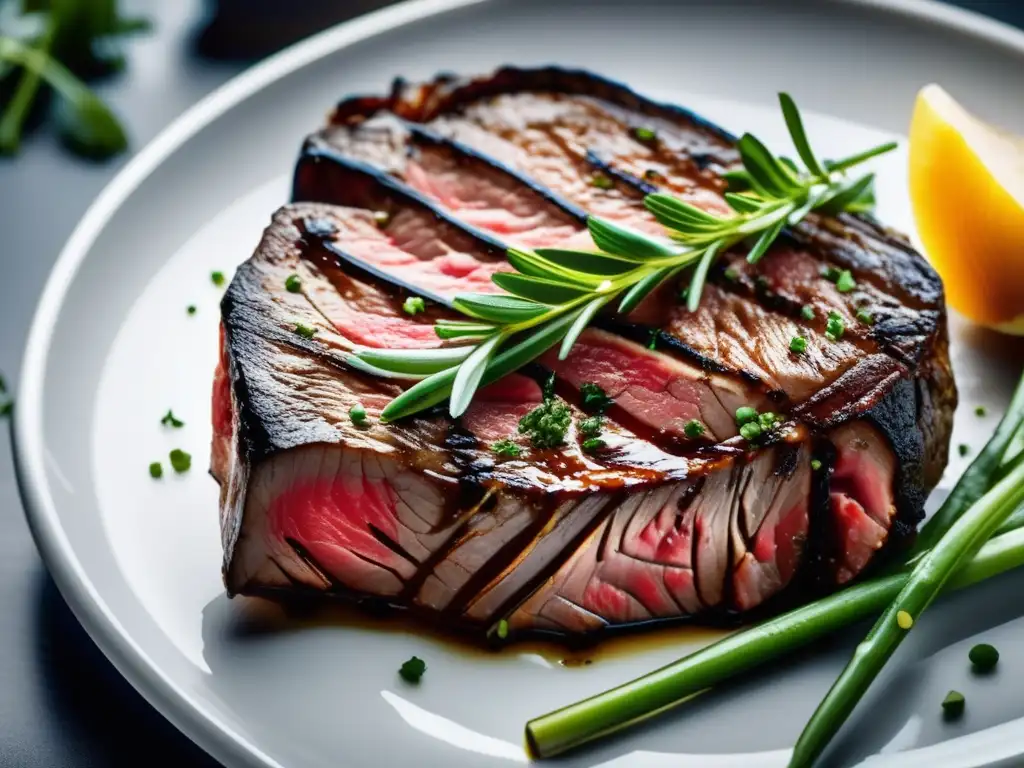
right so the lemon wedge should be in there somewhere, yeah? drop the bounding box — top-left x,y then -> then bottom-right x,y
908,84 -> 1024,333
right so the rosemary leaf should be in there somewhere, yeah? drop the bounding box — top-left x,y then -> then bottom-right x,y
779,92 -> 828,179
560,295 -> 613,360
452,293 -> 548,324
492,272 -> 593,305
450,334 -> 505,417
533,247 -> 644,275
687,241 -> 724,312
354,345 -> 476,375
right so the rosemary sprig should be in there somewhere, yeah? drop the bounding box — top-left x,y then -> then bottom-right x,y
348,95 -> 897,422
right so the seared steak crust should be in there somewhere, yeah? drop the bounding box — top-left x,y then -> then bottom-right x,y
214,68 -> 955,640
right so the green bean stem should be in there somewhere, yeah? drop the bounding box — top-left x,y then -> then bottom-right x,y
525,522 -> 1024,760
789,457 -> 1024,767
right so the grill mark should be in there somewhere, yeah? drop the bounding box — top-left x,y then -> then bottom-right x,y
397,486 -> 496,601
441,501 -> 556,617
477,494 -> 618,627
284,537 -> 343,590
367,523 -> 422,568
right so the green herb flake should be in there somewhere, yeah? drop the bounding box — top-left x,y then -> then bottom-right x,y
724,267 -> 740,282
643,168 -> 663,182
942,690 -> 966,719
148,462 -> 163,479
758,412 -> 781,430
835,270 -> 857,293
958,444 -> 970,457
580,383 -> 614,413
683,420 -> 705,439
187,305 -> 197,316
739,421 -> 763,441
294,323 -> 316,339
491,439 -> 522,458
349,404 -> 369,427
399,656 -> 427,684
519,397 -> 572,449
632,126 -> 657,143
403,296 -> 426,316
811,458 -> 822,471
969,643 -> 999,672
160,410 -> 185,428
822,266 -> 842,282
285,274 -> 302,293
211,271 -> 226,287
578,416 -> 604,438
975,405 -> 988,417
790,335 -> 808,354
735,406 -> 759,426
169,449 -> 192,474
801,304 -> 815,321
591,173 -> 614,190
496,619 -> 510,640
825,311 -> 846,341
582,437 -> 607,452
856,309 -> 874,325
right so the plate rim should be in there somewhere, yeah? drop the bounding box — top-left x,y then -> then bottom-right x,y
13,1 -> 1024,766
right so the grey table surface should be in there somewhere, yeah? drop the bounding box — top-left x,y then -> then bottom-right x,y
0,1 -> 1021,766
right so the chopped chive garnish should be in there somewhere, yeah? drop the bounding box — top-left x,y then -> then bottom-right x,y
735,406 -> 758,425
790,335 -> 808,354
591,173 -> 614,190
822,266 -> 841,281
800,304 -> 815,321
975,405 -> 987,417
349,404 -> 368,426
148,462 -> 163,479
739,422 -> 762,441
187,305 -> 197,316
647,329 -> 658,350
403,296 -> 426,316
825,311 -> 845,341
211,271 -> 225,287
896,610 -> 914,630
856,309 -> 874,325
683,420 -> 705,439
578,416 -> 603,438
160,410 -> 185,428
399,656 -> 426,683
632,126 -> 657,143
580,383 -> 614,413
294,323 -> 316,339
285,274 -> 302,293
491,439 -> 522,458
942,690 -> 965,719
811,458 -> 822,471
958,444 -> 970,457
582,437 -> 606,452
724,267 -> 739,282
969,643 -> 999,672
835,270 -> 856,293
758,412 -> 781,430
169,449 -> 192,474
373,210 -> 390,227
496,619 -> 510,640
519,397 -> 572,449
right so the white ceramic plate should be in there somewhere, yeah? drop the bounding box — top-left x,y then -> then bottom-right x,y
15,1 -> 1024,766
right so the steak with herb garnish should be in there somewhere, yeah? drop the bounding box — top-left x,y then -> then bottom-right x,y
212,68 -> 954,640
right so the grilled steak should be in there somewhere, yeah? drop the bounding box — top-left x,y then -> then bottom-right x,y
213,68 -> 955,640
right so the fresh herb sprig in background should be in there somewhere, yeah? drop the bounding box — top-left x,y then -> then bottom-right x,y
0,0 -> 149,157
349,94 -> 896,422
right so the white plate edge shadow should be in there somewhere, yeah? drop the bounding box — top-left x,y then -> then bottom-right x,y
11,1 -> 1024,767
